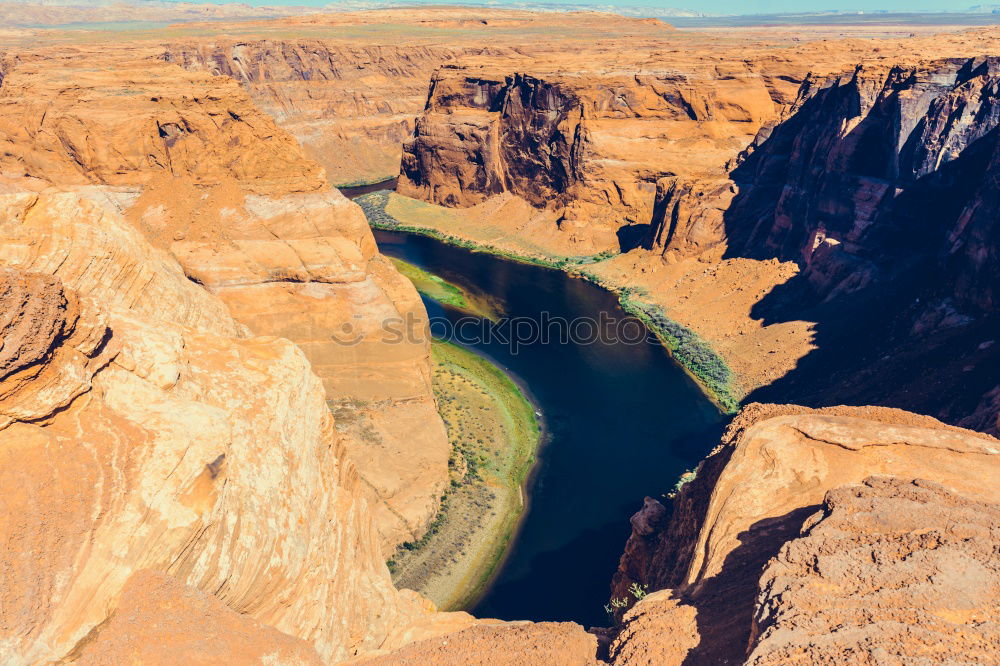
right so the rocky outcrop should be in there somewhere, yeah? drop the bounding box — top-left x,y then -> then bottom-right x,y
398,65 -> 775,254
654,56 -> 1000,310
0,253 -> 423,662
636,54 -> 1000,428
610,403 -> 1000,664
0,47 -> 450,550
400,72 -> 587,208
747,477 -> 1000,665
73,570 -> 325,665
0,34 -> 500,665
389,28 -> 1000,429
648,55 -> 1000,309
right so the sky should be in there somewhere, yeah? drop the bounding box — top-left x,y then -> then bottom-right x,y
180,0 -> 991,15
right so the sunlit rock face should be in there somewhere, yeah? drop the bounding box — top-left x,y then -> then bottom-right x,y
609,403 -> 1000,665
398,66 -> 776,254
1,15 -> 999,666
0,201 -> 424,663
0,44 -> 462,664
0,47 -> 450,551
747,476 -> 1000,665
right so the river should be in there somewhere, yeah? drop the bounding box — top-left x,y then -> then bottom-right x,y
371,227 -> 724,627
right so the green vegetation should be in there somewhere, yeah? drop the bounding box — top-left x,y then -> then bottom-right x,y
334,175 -> 396,188
605,582 -> 650,622
390,256 -> 470,310
670,467 -> 699,497
386,339 -> 541,610
618,288 -> 739,413
388,256 -> 499,321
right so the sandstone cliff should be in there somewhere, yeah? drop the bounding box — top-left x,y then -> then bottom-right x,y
646,55 -> 1000,430
393,29 -> 1000,430
396,29 -> 1000,255
0,42 -> 491,661
0,206 -> 426,662
160,40 -> 508,186
609,403 -> 1000,664
398,65 -> 776,254
156,9 -> 681,189
652,56 -> 1000,304
747,476 -> 1000,664
3,15 -> 1000,666
0,46 -> 450,550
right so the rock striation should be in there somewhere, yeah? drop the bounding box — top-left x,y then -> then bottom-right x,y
0,46 -> 450,551
641,56 -> 1000,427
157,9 -> 682,189
0,234 -> 426,663
160,40 -> 508,187
3,13 -> 1000,666
392,27 -> 1000,429
398,65 -> 776,254
0,42 -> 476,664
652,55 -> 1000,308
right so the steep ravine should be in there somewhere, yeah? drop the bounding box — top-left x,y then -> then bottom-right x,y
358,39 -> 1000,664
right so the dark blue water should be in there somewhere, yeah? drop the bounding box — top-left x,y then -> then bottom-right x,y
373,228 -> 724,628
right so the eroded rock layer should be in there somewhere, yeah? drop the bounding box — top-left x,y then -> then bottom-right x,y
748,477 -> 1000,665
653,55 -> 1000,312
0,253 -> 421,663
642,55 -> 1000,428
0,46 -> 449,550
609,403 -> 1000,665
392,26 -> 1000,430
398,64 -> 776,254
2,12 -> 999,666
160,40 -> 513,187
355,622 -> 601,666
0,40 -> 469,663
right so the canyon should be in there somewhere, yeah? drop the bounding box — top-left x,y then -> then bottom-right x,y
0,6 -> 998,665
389,28 -> 1000,428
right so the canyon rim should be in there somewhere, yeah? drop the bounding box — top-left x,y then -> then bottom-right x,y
0,3 -> 998,665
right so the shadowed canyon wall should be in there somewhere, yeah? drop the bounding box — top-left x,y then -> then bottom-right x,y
649,55 -> 1000,431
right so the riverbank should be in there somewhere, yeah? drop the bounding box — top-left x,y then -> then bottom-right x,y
388,256 -> 500,321
337,177 -> 398,198
355,189 -> 742,413
388,339 -> 541,611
